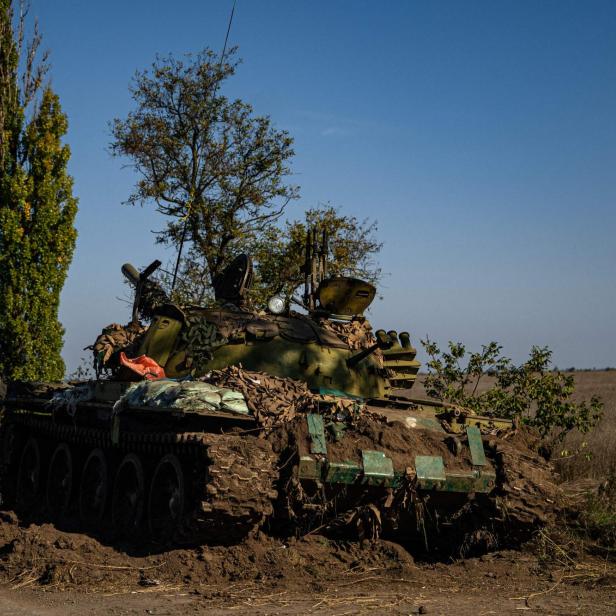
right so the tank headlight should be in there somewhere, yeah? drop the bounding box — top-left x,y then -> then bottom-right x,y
267,295 -> 286,315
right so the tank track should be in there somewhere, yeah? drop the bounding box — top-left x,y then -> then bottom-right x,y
372,437 -> 563,557
1,411 -> 559,551
492,439 -> 560,535
184,434 -> 279,542
432,438 -> 562,553
2,412 -> 279,543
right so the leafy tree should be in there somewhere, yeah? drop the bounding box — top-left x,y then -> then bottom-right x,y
158,204 -> 383,308
110,48 -> 298,298
0,1 -> 78,381
421,339 -> 603,442
249,205 -> 382,306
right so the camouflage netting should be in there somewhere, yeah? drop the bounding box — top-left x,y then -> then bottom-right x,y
200,367 -> 563,547
320,318 -> 385,368
137,279 -> 169,320
89,322 -> 147,374
320,318 -> 375,350
180,313 -> 228,373
204,366 -> 367,431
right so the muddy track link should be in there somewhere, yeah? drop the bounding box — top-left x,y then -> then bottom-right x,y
492,440 -> 561,538
185,434 -> 279,543
3,412 -> 279,543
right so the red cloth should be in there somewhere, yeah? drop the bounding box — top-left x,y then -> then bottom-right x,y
119,352 -> 165,381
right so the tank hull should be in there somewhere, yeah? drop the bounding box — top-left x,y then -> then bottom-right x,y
0,378 -> 561,554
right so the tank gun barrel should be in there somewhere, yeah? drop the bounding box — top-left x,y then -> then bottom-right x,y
121,260 -> 162,323
122,260 -> 161,286
121,263 -> 140,286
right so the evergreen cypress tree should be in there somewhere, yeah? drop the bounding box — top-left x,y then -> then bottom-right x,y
0,1 -> 77,381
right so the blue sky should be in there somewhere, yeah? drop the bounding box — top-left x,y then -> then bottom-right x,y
28,0 -> 616,372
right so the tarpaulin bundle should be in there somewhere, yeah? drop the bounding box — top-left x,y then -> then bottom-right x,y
114,379 -> 249,415
48,382 -> 95,417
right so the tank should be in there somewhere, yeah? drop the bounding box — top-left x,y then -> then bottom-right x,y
0,234 -> 560,554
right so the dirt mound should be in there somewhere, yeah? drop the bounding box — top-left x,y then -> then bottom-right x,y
0,511 -> 413,593
3,511 -> 615,616
262,417 -> 564,554
270,414 -> 474,473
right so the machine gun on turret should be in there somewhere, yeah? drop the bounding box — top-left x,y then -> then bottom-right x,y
302,228 -> 328,311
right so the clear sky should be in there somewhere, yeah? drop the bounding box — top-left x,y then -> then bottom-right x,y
27,0 -> 616,373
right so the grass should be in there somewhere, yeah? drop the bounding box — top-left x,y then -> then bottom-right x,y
572,473 -> 616,550
553,371 -> 616,482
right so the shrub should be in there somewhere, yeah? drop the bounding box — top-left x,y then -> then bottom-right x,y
421,339 -> 603,442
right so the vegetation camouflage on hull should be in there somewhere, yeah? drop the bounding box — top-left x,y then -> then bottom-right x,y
0,239 -> 562,553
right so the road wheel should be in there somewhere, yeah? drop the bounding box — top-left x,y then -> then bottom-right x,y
16,437 -> 41,513
46,443 -> 73,518
79,448 -> 108,527
1,424 -> 20,468
148,454 -> 184,541
112,453 -> 145,536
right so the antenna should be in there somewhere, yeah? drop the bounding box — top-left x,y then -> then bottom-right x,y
303,229 -> 311,308
170,0 -> 238,295
302,225 -> 330,312
310,228 -> 318,309
320,228 -> 328,280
